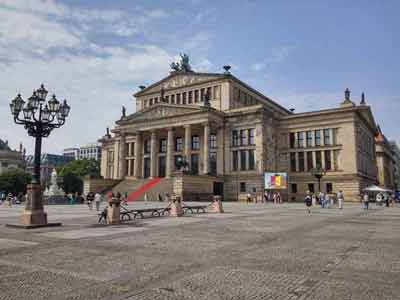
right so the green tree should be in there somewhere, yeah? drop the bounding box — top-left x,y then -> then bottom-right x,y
0,168 -> 32,195
56,159 -> 100,194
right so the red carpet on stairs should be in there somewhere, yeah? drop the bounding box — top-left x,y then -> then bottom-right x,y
127,177 -> 161,202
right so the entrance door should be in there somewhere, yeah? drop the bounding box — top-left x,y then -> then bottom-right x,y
191,154 -> 199,175
210,152 -> 217,176
143,157 -> 150,178
213,182 -> 224,199
158,156 -> 166,177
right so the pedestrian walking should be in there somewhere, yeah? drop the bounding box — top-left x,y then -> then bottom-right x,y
363,193 -> 369,210
319,192 -> 325,208
246,192 -> 252,204
122,192 -> 128,206
305,193 -> 312,214
325,193 -> 330,208
86,192 -> 94,210
144,193 -> 148,203
337,190 -> 344,209
312,194 -> 317,206
277,192 -> 282,204
6,193 -> 13,207
94,192 -> 102,211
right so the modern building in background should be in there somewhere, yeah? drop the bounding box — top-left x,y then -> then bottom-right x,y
98,58 -> 394,201
63,143 -> 101,161
390,141 -> 400,190
0,139 -> 25,175
25,153 -> 74,187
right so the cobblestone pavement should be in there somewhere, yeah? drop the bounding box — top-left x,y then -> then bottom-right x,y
0,202 -> 399,300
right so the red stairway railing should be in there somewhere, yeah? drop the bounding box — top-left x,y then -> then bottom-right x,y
127,177 -> 161,202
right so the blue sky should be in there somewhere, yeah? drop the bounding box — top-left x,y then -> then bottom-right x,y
0,0 -> 399,154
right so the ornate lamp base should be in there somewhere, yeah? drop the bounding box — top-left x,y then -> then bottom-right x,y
20,209 -> 48,225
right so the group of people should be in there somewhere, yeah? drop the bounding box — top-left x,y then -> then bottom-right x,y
304,190 -> 345,213
360,192 -> 398,210
0,192 -> 24,207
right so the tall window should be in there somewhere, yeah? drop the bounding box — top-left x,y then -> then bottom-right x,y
326,183 -> 333,193
290,132 -> 296,148
248,149 -> 255,170
306,131 -> 313,147
298,132 -> 304,148
315,130 -> 321,146
240,182 -> 246,193
315,151 -> 322,168
176,94 -> 181,104
291,183 -> 297,193
210,134 -> 217,149
192,135 -> 200,150
298,152 -> 305,172
325,150 -> 331,170
188,91 -> 193,104
290,152 -> 296,172
323,129 -> 331,145
182,92 -> 187,104
240,129 -> 247,145
175,137 -> 183,152
200,88 -> 205,101
240,150 -> 247,171
171,94 -> 175,104
232,130 -> 239,146
159,139 -> 166,153
194,90 -> 199,103
307,152 -> 313,171
308,183 -> 315,193
248,128 -> 255,145
232,151 -> 238,171
144,140 -> 150,154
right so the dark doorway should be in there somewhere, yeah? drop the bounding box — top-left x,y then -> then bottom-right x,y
158,156 -> 166,177
143,157 -> 150,178
191,154 -> 199,175
209,152 -> 217,176
213,182 -> 224,199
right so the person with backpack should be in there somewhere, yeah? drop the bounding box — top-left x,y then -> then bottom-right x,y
337,190 -> 344,209
304,191 -> 312,214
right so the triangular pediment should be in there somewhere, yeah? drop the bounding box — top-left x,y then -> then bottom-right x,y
118,103 -> 208,124
134,72 -> 224,96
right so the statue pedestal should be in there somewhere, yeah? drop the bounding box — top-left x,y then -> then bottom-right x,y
6,183 -> 61,229
212,195 -> 224,213
170,195 -> 183,217
107,198 -> 121,225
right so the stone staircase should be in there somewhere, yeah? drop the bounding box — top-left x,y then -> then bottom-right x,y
111,178 -> 173,201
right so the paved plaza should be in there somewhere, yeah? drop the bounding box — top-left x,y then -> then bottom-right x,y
0,202 -> 399,300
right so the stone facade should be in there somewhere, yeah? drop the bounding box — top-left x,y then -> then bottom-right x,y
99,67 -> 385,201
0,139 -> 25,175
375,126 -> 395,190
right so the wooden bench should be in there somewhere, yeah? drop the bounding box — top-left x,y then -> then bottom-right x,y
120,207 -> 171,221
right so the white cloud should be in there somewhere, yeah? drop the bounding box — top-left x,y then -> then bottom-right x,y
251,45 -> 294,72
183,32 -> 212,51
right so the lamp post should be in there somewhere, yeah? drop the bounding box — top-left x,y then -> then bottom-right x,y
9,84 -> 70,227
311,164 -> 326,194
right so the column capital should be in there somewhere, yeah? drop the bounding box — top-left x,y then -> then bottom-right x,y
184,124 -> 192,128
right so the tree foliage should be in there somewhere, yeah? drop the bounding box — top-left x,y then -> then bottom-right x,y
0,168 -> 31,195
56,159 -> 100,194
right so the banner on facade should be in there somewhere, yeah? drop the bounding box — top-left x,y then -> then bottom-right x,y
264,172 -> 288,189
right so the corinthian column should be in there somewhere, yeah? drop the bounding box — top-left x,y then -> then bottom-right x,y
203,123 -> 210,175
184,124 -> 192,169
133,132 -> 142,179
119,133 -> 127,179
150,130 -> 157,178
166,127 -> 174,178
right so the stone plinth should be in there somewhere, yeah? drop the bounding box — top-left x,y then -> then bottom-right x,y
107,197 -> 121,225
170,195 -> 183,217
212,195 -> 224,213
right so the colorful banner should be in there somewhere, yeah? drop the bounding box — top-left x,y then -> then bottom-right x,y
264,172 -> 288,190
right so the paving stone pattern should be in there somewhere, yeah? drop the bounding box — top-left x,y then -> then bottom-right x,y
0,202 -> 399,300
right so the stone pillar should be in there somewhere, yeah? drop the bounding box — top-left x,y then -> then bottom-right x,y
295,152 -> 299,172
203,123 -> 210,174
133,132 -> 142,179
150,130 -> 157,178
119,133 -> 127,179
321,150 -> 326,169
107,197 -> 121,225
184,124 -> 192,169
166,128 -> 174,178
217,126 -> 224,175
20,183 -> 47,225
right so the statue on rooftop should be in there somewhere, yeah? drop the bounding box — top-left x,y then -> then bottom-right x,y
170,53 -> 193,73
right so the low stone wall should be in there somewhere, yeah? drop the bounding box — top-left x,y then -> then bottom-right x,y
83,178 -> 120,195
173,173 -> 221,201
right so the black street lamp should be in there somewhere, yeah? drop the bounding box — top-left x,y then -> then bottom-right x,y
311,164 -> 326,194
9,84 -> 70,227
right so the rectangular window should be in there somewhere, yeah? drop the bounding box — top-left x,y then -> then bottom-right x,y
298,132 -> 304,148
248,149 -> 255,170
175,137 -> 183,152
248,128 -> 255,145
125,143 -> 130,156
200,88 -> 205,101
240,182 -> 246,193
232,130 -> 239,146
325,150 -> 331,170
182,92 -> 187,104
210,134 -> 217,149
290,152 -> 296,172
188,91 -> 193,104
290,133 -> 296,148
176,94 -> 181,104
306,131 -> 313,147
326,183 -> 333,193
315,151 -> 322,168
240,129 -> 247,146
232,151 -> 238,171
240,150 -> 247,170
315,130 -> 321,146
307,152 -> 313,171
149,98 -> 153,106
291,183 -> 297,193
171,94 -> 175,104
298,152 -> 305,172
144,140 -> 150,154
324,129 -> 331,145
159,139 -> 167,153
194,90 -> 199,103
165,95 -> 169,103
207,87 -> 212,99
192,135 -> 200,150
308,183 -> 315,193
